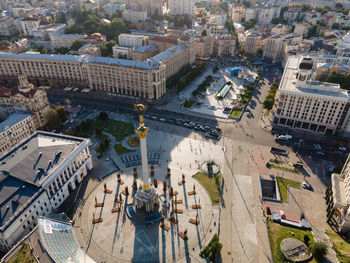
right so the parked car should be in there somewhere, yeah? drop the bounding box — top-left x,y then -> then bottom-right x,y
302,181 -> 313,191
339,146 -> 347,152
317,151 -> 325,156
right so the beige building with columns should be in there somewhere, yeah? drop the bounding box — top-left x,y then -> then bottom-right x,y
273,55 -> 350,135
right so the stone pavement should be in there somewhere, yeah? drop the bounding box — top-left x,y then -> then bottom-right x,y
73,165 -> 218,263
250,146 -> 338,262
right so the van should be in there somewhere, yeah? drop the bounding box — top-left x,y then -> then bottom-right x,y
274,135 -> 292,141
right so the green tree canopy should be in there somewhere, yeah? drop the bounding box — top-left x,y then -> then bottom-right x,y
0,40 -> 10,46
56,12 -> 67,24
71,39 -> 85,51
245,19 -> 257,30
311,242 -> 328,262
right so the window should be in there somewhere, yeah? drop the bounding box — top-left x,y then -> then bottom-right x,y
23,225 -> 26,230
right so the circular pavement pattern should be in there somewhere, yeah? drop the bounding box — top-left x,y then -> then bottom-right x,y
74,165 -> 218,263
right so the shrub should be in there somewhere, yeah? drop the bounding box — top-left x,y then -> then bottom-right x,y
311,241 -> 328,262
304,234 -> 310,247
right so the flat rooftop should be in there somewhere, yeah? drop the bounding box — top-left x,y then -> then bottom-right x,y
0,131 -> 86,228
280,56 -> 350,99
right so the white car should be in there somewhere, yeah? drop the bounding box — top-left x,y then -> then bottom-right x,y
339,146 -> 347,152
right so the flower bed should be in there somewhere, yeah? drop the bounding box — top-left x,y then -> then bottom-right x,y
128,136 -> 140,147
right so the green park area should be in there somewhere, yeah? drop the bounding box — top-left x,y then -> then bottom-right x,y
276,177 -> 301,202
193,172 -> 222,204
229,108 -> 243,118
181,99 -> 196,109
114,144 -> 135,155
267,219 -> 315,263
326,230 -> 350,263
93,118 -> 134,142
8,243 -> 36,263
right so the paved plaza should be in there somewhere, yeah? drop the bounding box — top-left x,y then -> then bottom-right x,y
74,166 -> 218,263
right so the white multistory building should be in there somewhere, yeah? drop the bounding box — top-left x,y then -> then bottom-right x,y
168,0 -> 195,16
118,34 -> 148,48
0,131 -> 93,252
21,17 -> 40,36
273,55 -> 350,136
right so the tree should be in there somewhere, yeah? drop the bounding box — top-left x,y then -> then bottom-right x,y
55,47 -> 70,54
201,30 -> 207,36
336,3 -> 343,8
46,108 -> 59,130
55,106 -> 66,123
311,242 -> 328,262
99,111 -> 108,121
152,8 -> 162,21
80,118 -> 94,132
245,19 -> 257,30
332,23 -> 340,29
271,17 -> 287,25
0,40 -> 10,46
56,12 -> 67,24
71,39 -> 85,51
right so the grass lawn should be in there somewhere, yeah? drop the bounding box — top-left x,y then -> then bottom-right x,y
94,119 -> 134,142
276,176 -> 301,202
267,219 -> 315,263
8,243 -> 36,263
114,144 -> 135,155
270,163 -> 301,175
193,172 -> 222,204
326,230 -> 350,263
229,108 -> 243,118
182,99 -> 196,109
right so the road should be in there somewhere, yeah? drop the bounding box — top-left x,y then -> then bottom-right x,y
48,61 -> 346,263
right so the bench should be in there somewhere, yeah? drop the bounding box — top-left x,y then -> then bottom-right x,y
192,205 -> 201,209
92,218 -> 103,224
111,207 -> 120,213
95,203 -> 104,207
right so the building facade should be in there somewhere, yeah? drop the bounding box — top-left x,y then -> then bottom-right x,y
326,153 -> 350,232
0,73 -> 50,129
132,44 -> 159,61
21,17 -> 40,36
0,131 -> 92,252
118,33 -> 148,48
168,0 -> 195,16
244,32 -> 262,56
216,34 -> 236,56
122,10 -> 147,23
50,34 -> 87,50
0,113 -> 35,155
0,17 -> 16,37
195,36 -> 215,58
272,55 -> 350,135
83,57 -> 166,99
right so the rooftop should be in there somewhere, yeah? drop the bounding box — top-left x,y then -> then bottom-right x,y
134,44 -> 158,53
0,52 -> 90,63
0,132 -> 87,228
280,55 -> 350,99
0,113 -> 31,133
89,56 -> 160,70
151,44 -> 187,63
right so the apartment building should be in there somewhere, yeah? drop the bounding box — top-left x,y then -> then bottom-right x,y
168,0 -> 195,16
118,34 -> 148,48
84,57 -> 166,99
229,4 -> 246,23
0,39 -> 197,100
50,34 -> 87,50
326,154 -> 350,231
148,35 -> 178,52
151,44 -> 190,79
21,17 -> 40,36
122,10 -> 147,23
0,131 -> 92,252
195,36 -> 215,57
216,34 -> 236,56
273,55 -> 350,135
0,53 -> 88,88
244,31 -> 262,56
263,34 -> 302,64
83,33 -> 106,45
0,72 -> 50,129
294,23 -> 308,37
78,44 -> 101,57
0,113 -> 35,155
0,17 -> 16,37
132,44 -> 159,61
124,0 -> 164,17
